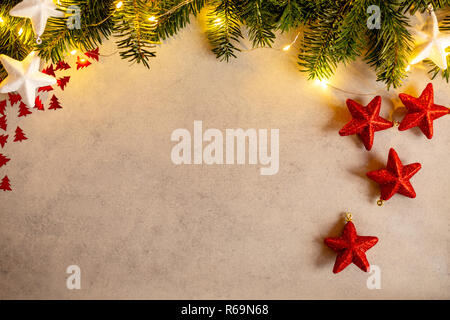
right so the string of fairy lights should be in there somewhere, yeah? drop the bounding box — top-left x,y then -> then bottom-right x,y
0,0 -> 448,95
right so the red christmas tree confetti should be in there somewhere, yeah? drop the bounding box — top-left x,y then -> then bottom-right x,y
57,76 -> 71,90
76,56 -> 92,70
34,96 -> 45,111
0,175 -> 11,191
55,60 -> 71,71
8,92 -> 21,106
2,49 -> 100,192
48,95 -> 62,110
0,153 -> 10,168
0,115 -> 7,131
84,47 -> 99,61
13,126 -> 28,142
38,85 -> 54,93
0,134 -> 8,148
18,102 -> 32,117
0,99 -> 6,115
42,64 -> 56,77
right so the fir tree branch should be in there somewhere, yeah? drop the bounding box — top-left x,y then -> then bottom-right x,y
365,1 -> 413,89
400,0 -> 450,13
240,0 -> 277,48
206,0 -> 243,62
298,1 -> 351,80
113,0 -> 157,68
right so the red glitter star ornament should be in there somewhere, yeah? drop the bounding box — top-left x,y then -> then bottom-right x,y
398,83 -> 449,139
324,214 -> 378,274
339,96 -> 393,151
366,148 -> 421,202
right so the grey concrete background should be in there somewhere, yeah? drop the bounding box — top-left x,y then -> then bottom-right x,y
0,20 -> 449,299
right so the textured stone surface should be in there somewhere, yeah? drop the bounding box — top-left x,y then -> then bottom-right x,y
0,21 -> 449,299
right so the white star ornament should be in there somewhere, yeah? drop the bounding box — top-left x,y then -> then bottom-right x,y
409,11 -> 450,69
9,0 -> 64,37
0,52 -> 56,106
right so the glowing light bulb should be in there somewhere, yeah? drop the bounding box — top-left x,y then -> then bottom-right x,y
148,16 -> 157,23
0,17 -> 4,24
213,18 -> 222,26
80,58 -> 86,62
70,50 -> 77,55
18,27 -> 24,36
405,65 -> 411,72
315,79 -> 329,89
116,1 -> 123,9
282,44 -> 291,51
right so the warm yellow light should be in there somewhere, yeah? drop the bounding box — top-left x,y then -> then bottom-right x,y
18,27 -> 24,36
70,50 -> 77,55
0,17 -> 4,24
405,65 -> 411,72
213,18 -> 222,26
80,58 -> 86,62
315,79 -> 329,89
148,16 -> 157,22
116,1 -> 123,9
282,44 -> 291,51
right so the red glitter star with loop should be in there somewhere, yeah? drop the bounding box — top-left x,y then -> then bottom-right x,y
398,83 -> 449,139
339,96 -> 393,151
324,214 -> 378,274
366,148 -> 421,203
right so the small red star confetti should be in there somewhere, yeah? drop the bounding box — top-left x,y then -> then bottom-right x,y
324,215 -> 378,273
339,96 -> 393,151
367,148 -> 421,201
398,83 -> 449,139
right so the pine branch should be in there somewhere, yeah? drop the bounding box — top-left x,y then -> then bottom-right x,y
0,1 -> 34,79
365,1 -> 413,89
333,0 -> 369,64
113,0 -> 157,68
400,0 -> 450,13
150,0 -> 206,41
206,0 -> 243,62
273,0 -> 321,32
37,0 -> 115,63
298,1 -> 351,80
240,0 -> 277,48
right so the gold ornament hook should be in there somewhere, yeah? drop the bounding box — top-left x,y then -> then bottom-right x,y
377,199 -> 384,207
344,212 -> 353,222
